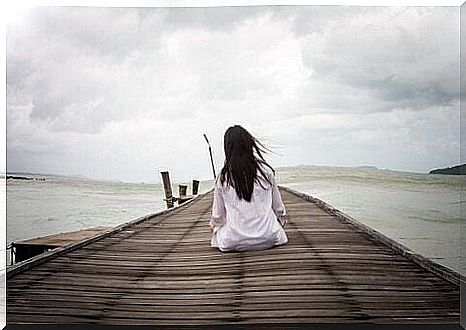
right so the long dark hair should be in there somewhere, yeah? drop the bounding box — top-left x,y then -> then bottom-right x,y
219,125 -> 275,202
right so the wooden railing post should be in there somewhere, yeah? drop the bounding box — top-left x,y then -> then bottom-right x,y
160,171 -> 174,208
179,185 -> 188,198
192,180 -> 199,195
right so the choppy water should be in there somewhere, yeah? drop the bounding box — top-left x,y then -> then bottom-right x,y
5,165 -> 465,275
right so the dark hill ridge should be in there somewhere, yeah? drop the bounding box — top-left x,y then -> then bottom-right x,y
429,164 -> 466,175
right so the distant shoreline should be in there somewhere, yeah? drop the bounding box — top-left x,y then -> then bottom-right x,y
5,163 -> 465,184
429,164 -> 465,175
5,175 -> 46,181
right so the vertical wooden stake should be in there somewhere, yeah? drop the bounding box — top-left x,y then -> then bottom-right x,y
160,171 -> 174,208
203,134 -> 216,180
179,185 -> 187,198
178,184 -> 188,205
192,180 -> 199,195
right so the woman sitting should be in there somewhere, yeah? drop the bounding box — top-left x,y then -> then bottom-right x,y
210,125 -> 288,252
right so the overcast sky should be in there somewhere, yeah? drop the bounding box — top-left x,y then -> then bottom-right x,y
6,5 -> 460,183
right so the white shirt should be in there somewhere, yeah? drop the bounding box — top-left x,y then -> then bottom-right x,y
210,165 -> 288,252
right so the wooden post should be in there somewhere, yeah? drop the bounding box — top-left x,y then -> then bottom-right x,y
192,180 -> 199,195
160,171 -> 174,208
11,246 -> 15,265
203,134 -> 216,179
178,184 -> 188,205
179,185 -> 187,198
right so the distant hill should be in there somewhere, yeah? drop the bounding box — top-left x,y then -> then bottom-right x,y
429,164 -> 466,175
357,165 -> 378,170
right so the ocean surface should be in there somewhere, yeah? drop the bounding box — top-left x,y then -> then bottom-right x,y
5,166 -> 465,275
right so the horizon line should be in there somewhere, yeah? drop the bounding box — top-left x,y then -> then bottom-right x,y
3,163 -> 464,184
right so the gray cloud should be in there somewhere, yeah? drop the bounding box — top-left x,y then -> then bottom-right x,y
6,5 -> 460,181
161,6 -> 265,31
299,7 -> 458,113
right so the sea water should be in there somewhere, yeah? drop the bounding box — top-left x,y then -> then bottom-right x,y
5,166 -> 465,275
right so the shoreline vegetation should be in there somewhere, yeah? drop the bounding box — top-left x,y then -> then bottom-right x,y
429,164 -> 465,175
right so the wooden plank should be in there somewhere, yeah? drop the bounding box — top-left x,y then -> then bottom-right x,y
13,227 -> 111,247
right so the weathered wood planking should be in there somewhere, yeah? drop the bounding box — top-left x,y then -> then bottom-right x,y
7,187 -> 460,325
11,226 -> 113,263
13,227 -> 111,247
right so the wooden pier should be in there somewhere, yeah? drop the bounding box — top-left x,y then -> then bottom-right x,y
6,187 -> 461,325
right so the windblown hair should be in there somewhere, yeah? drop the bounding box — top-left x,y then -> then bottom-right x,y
219,125 -> 275,202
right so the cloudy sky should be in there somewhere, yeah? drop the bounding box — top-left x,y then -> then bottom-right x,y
6,5 -> 460,183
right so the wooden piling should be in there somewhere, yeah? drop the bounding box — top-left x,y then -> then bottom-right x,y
192,180 -> 199,195
178,184 -> 189,205
160,171 -> 174,208
178,185 -> 187,198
